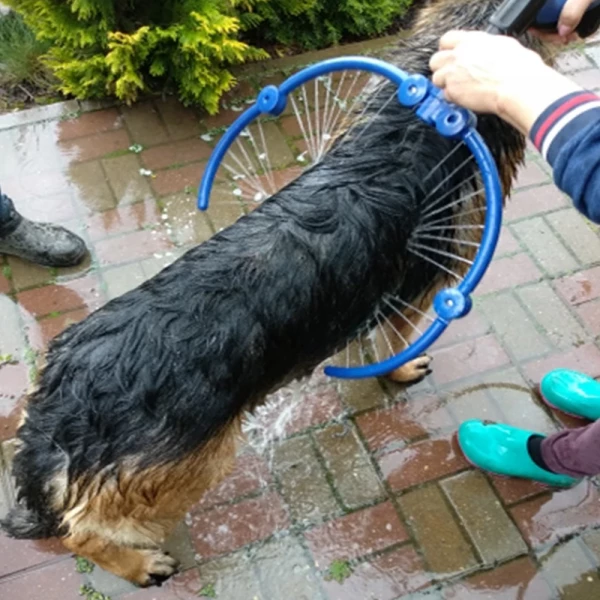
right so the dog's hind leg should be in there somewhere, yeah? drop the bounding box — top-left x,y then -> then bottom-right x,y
59,418 -> 242,586
377,288 -> 441,385
388,352 -> 432,384
383,260 -> 477,383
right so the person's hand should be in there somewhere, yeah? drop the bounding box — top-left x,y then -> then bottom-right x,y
429,31 -> 549,114
530,0 -> 597,43
430,30 -> 583,134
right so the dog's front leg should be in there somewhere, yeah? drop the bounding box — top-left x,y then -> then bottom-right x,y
62,530 -> 179,587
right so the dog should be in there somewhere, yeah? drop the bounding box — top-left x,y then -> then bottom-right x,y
2,0 -> 555,587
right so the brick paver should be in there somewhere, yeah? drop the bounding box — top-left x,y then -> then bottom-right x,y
1,39 -> 600,600
272,435 -> 340,524
400,484 -> 478,575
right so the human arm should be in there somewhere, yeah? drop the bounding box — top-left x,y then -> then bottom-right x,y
429,31 -> 600,223
531,90 -> 600,222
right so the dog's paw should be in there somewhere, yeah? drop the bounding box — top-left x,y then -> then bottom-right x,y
387,354 -> 432,385
138,550 -> 179,587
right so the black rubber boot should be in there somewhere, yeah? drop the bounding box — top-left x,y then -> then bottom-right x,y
0,191 -> 87,268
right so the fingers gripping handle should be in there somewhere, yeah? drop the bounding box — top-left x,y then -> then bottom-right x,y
486,0 -> 600,37
534,0 -> 600,36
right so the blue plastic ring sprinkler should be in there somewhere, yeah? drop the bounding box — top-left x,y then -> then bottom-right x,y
197,57 -> 503,380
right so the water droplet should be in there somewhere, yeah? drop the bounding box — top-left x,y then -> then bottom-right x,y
258,153 -> 267,161
201,133 -> 213,142
254,193 -> 264,202
231,105 -> 244,112
233,188 -> 243,197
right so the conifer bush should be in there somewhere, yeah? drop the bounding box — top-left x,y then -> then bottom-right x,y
4,0 -> 411,113
5,0 -> 266,113
239,0 -> 411,50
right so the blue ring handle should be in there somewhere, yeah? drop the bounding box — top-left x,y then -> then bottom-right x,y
197,57 -> 503,380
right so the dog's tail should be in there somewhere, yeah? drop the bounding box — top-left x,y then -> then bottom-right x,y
1,505 -> 57,540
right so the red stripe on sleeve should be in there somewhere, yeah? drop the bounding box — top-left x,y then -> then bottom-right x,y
533,92 -> 598,149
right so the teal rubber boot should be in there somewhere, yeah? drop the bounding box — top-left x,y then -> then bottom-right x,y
540,369 -> 600,421
458,420 -> 579,487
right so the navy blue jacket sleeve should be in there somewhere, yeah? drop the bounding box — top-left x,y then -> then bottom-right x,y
529,91 -> 600,224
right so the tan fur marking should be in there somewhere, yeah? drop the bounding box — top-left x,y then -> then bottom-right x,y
55,417 -> 242,585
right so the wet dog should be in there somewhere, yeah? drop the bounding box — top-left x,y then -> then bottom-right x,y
2,0 -> 553,587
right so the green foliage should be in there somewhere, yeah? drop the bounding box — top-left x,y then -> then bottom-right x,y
236,0 -> 411,50
0,353 -> 16,365
78,583 -> 111,600
74,555 -> 95,574
325,559 -> 353,583
198,582 -> 217,598
4,0 -> 411,112
0,10 -> 53,92
5,0 -> 266,113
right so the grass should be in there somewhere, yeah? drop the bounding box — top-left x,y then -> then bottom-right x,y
79,584 -> 110,600
325,559 -> 353,584
23,346 -> 40,382
75,556 -> 95,574
0,11 -> 55,106
198,582 -> 217,597
0,353 -> 15,365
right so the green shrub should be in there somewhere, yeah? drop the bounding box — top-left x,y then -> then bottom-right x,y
5,0 -> 266,114
0,10 -> 53,93
4,0 -> 411,113
237,0 -> 411,50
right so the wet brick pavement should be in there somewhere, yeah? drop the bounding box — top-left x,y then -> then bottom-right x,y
2,36 -> 600,600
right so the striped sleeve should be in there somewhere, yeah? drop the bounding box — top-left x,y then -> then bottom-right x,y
530,91 -> 600,163
529,91 -> 600,224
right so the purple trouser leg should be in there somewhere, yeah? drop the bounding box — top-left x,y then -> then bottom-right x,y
541,420 -> 600,478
